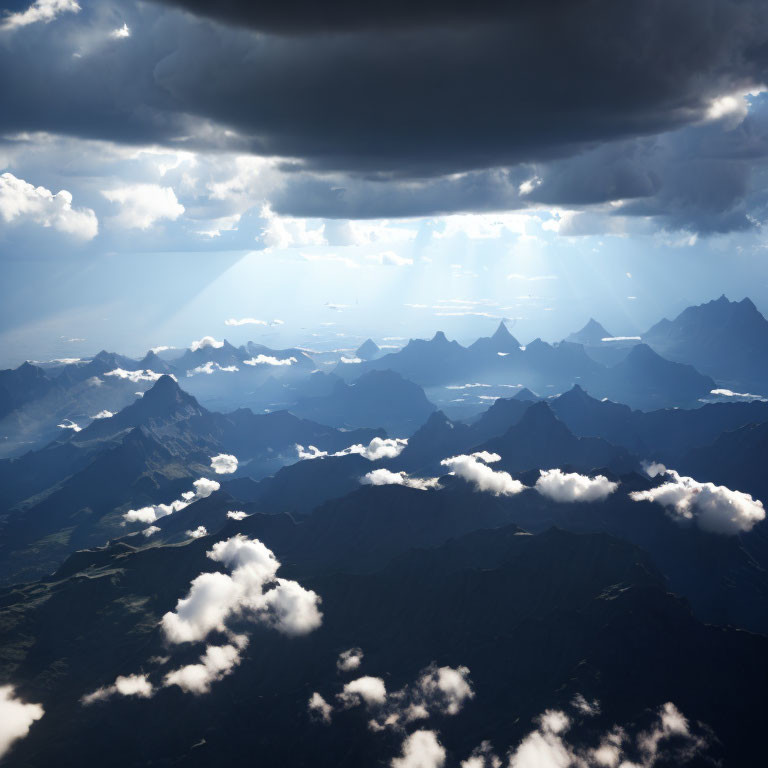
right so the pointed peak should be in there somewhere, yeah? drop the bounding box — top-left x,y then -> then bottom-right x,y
492,321 -> 513,339
431,330 -> 449,343
513,387 -> 540,401
516,400 -> 561,428
355,338 -> 381,359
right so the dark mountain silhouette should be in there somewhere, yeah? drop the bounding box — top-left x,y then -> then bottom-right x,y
512,386 -> 540,401
479,401 -> 637,474
292,369 -> 435,435
585,343 -> 715,410
355,338 -> 381,360
565,317 -> 612,345
643,295 -> 768,392
468,320 -> 521,355
0,362 -> 58,420
1,514 -> 765,767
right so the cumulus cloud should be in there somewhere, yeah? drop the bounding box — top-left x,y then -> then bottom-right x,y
440,453 -> 525,496
709,388 -> 766,401
189,336 -> 225,352
630,469 -> 765,534
298,437 -> 408,462
109,23 -> 130,39
104,368 -> 172,383
91,410 -> 114,419
0,685 -> 44,760
186,526 -> 208,539
57,418 -> 81,432
224,317 -> 267,326
0,0 -> 79,31
142,525 -> 161,537
534,469 -> 618,503
391,730 -> 445,768
308,692 -> 333,724
102,184 -> 184,229
187,361 -> 239,375
570,693 -> 600,717
211,453 -> 238,474
81,674 -> 153,706
161,534 -> 322,644
337,648 -> 364,673
163,643 -> 243,694
361,468 -> 440,491
243,354 -> 297,366
340,356 -> 363,364
124,476 -> 220,524
227,510 -> 247,521
0,172 -> 97,239
338,676 -> 388,708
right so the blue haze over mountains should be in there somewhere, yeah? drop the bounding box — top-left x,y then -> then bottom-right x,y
0,294 -> 767,766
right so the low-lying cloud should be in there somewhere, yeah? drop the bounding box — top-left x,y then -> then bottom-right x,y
630,468 -> 765,534
535,469 -> 618,502
361,468 -> 440,491
124,476 -> 220,525
0,685 -> 44,760
297,436 -> 408,462
211,453 -> 238,474
440,452 -> 525,496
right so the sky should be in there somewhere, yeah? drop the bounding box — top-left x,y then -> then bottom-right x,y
3,0 -> 768,366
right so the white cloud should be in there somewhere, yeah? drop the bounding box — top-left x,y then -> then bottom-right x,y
187,361 -> 239,376
91,410 -> 114,419
630,469 -> 765,534
81,674 -> 153,706
104,368 -> 172,383
102,184 -> 184,229
0,0 -> 79,30
0,685 -> 44,760
243,355 -> 297,366
0,172 -> 97,239
570,694 -> 600,717
337,648 -> 364,673
340,356 -> 363,364
308,692 -> 333,723
392,730 -> 445,768
150,345 -> 175,354
534,469 -> 618,503
440,453 -> 525,496
163,643 -> 243,695
186,526 -> 208,539
224,317 -> 267,326
189,336 -> 224,352
227,510 -> 247,521
261,206 -> 326,249
709,388 -> 766,401
109,22 -> 130,38
367,251 -> 414,266
57,418 -> 81,432
338,676 -> 388,708
124,476 -> 220,524
211,453 -> 238,474
298,437 -> 408,462
601,336 -> 641,342
161,534 -> 322,645
361,468 -> 440,491
142,525 -> 161,537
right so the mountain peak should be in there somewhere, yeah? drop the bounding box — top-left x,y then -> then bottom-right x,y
356,338 -> 381,360
565,318 -> 612,345
513,387 -> 540,401
431,330 -> 449,344
492,321 -> 513,339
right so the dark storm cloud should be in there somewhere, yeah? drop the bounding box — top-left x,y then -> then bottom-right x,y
2,0 -> 768,228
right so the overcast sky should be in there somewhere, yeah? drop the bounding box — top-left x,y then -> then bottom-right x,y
3,0 -> 768,365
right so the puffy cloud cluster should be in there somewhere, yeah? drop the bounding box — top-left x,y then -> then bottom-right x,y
534,469 -> 618,503
297,437 -> 408,462
224,317 -> 267,326
163,641 -> 244,694
84,535 -> 322,705
0,685 -> 44,760
243,354 -> 297,366
81,674 -> 153,706
630,468 -> 765,534
392,730 -> 445,768
210,453 -> 238,474
0,172 -> 97,239
337,647 -> 364,673
186,526 -> 208,539
102,184 -> 184,230
188,361 -> 239,376
440,453 -> 525,496
308,692 -> 333,724
161,534 -> 322,644
361,468 -> 440,491
105,368 -> 172,383
124,476 -> 220,525
227,510 -> 247,521
317,663 -> 474,732
189,336 -> 224,352
90,410 -> 114,419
